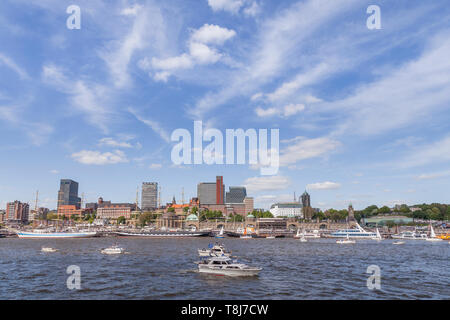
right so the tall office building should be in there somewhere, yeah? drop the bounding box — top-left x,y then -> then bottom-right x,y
301,190 -> 311,208
216,176 -> 224,204
141,182 -> 158,210
225,187 -> 247,204
57,179 -> 81,209
197,176 -> 225,205
6,201 -> 29,222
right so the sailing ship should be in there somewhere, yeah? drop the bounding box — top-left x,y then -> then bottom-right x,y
372,227 -> 383,241
17,229 -> 97,239
215,226 -> 225,238
425,223 -> 443,242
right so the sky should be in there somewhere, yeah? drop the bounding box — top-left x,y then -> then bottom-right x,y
0,0 -> 450,211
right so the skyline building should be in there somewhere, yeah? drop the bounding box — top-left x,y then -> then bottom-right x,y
6,200 -> 29,222
57,179 -> 81,209
141,182 -> 158,210
301,190 -> 311,208
225,187 -> 247,204
197,176 -> 225,205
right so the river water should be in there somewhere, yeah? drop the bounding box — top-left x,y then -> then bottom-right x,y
0,237 -> 448,299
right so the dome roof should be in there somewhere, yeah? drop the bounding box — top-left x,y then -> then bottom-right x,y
247,214 -> 255,218
186,214 -> 199,221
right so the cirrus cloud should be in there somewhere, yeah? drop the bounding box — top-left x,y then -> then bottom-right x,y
307,181 -> 341,190
71,150 -> 128,165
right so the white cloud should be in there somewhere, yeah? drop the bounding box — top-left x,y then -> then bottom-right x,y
243,1 -> 260,17
42,64 -> 112,133
190,24 -> 236,45
207,0 -> 244,14
100,5 -> 167,88
399,135 -> 450,168
150,54 -> 193,71
244,175 -> 290,192
149,163 -> 162,169
0,53 -> 29,80
266,63 -> 331,103
415,170 -> 450,180
98,137 -> 133,148
121,4 -> 142,16
49,170 -> 59,174
306,181 -> 341,190
71,150 -> 128,165
280,136 -> 340,166
189,42 -> 222,64
128,107 -> 170,143
142,24 -> 235,81
0,105 -> 53,146
191,0 -> 359,118
330,32 -> 450,137
255,103 -> 305,118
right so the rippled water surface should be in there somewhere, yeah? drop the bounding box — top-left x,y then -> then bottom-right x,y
0,237 -> 448,299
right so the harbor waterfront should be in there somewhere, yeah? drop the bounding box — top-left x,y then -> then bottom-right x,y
0,237 -> 448,300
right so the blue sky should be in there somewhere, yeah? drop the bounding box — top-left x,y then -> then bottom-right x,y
1,0 -> 450,210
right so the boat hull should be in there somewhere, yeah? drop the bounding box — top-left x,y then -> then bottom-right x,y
198,267 -> 261,277
17,231 -> 97,239
117,231 -> 210,237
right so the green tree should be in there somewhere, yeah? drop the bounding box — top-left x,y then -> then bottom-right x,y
138,212 -> 154,226
167,207 -> 175,213
378,206 -> 391,214
117,216 -> 126,225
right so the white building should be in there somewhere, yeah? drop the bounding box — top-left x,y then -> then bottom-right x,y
269,203 -> 303,218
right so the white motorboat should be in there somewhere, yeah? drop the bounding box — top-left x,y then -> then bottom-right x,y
41,247 -> 57,253
393,241 -> 405,245
198,244 -> 231,257
392,229 -> 428,240
101,245 -> 125,255
196,256 -> 262,276
336,234 -> 355,244
266,236 -> 276,239
299,236 -> 307,242
240,235 -> 252,239
426,224 -> 443,241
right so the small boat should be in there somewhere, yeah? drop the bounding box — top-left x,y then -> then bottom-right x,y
215,227 -> 225,239
393,241 -> 405,245
392,229 -> 428,240
198,243 -> 231,257
372,227 -> 383,241
196,256 -> 262,276
336,234 -> 355,244
240,228 -> 252,239
299,236 -> 307,242
425,223 -> 443,242
41,247 -> 57,253
101,245 -> 125,255
266,236 -> 276,239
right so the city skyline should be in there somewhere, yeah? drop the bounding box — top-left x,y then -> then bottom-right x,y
1,0 -> 450,211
